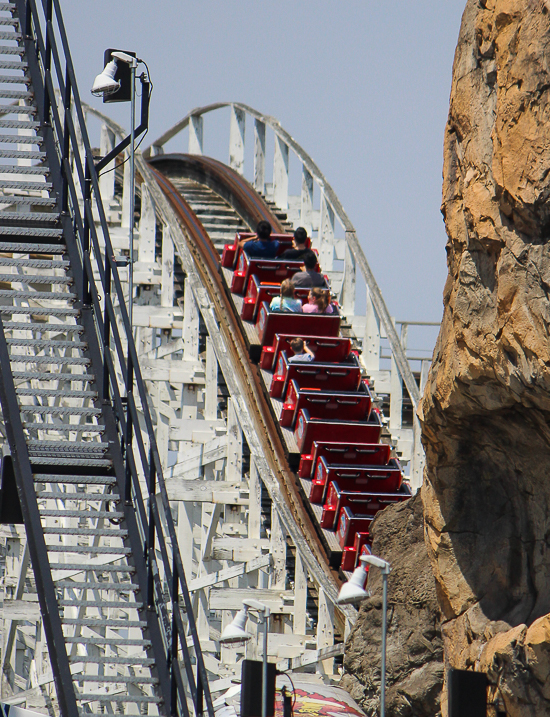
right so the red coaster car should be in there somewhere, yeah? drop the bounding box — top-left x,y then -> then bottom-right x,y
299,441 -> 391,480
320,481 -> 412,530
269,351 -> 358,400
294,408 -> 382,455
337,507 -> 376,549
260,334 -> 351,371
280,379 -> 372,428
257,303 -> 338,348
309,455 -> 403,503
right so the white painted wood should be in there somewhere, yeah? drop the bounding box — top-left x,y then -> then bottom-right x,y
253,119 -> 266,193
319,191 -> 335,271
177,502 -> 194,579
420,358 -> 430,394
164,480 -> 248,504
300,167 -> 313,236
189,555 -> 271,592
389,353 -> 403,432
161,224 -> 174,308
139,183 -> 156,264
189,115 -> 203,155
270,506 -> 286,589
288,643 -> 344,670
183,278 -> 200,361
98,123 -> 116,202
273,135 -> 289,210
316,588 -> 334,675
205,337 -> 218,420
226,398 -> 242,483
293,551 -> 307,635
248,459 -> 261,540
210,588 -> 294,612
340,239 -> 356,317
364,289 -> 381,373
229,105 -> 245,175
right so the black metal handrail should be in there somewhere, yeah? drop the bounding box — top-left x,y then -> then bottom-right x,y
12,2 -> 215,716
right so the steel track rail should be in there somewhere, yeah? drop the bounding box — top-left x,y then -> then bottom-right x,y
148,162 -> 343,590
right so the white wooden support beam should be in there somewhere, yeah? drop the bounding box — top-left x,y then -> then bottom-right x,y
364,289 -> 381,373
210,588 -> 294,613
389,353 -> 403,431
316,588 -> 334,675
226,398 -> 242,483
205,337 -> 218,420
177,502 -> 194,579
164,480 -> 248,504
288,643 -> 344,671
340,239 -> 356,317
189,115 -> 204,155
270,506 -> 286,589
161,224 -> 174,307
293,551 -> 307,635
139,183 -> 156,264
229,105 -> 245,175
211,537 -> 270,562
2,541 -> 30,672
248,458 -> 261,540
389,319 -> 404,431
189,555 -> 271,592
273,135 -> 289,210
183,278 -> 200,361
254,119 -> 266,194
98,123 -> 116,202
319,191 -> 335,271
300,167 -> 313,236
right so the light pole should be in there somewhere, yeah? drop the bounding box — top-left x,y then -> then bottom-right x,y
91,51 -> 150,332
337,553 -> 391,717
219,598 -> 271,717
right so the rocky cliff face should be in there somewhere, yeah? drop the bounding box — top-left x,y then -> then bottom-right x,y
418,0 -> 550,713
341,494 -> 444,716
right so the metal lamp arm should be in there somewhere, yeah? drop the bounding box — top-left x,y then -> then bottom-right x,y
95,76 -> 150,173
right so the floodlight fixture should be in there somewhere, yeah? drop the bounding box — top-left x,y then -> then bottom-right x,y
219,607 -> 252,644
91,59 -> 120,96
337,555 -> 371,605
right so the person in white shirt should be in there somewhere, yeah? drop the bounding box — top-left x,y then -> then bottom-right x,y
288,337 -> 316,363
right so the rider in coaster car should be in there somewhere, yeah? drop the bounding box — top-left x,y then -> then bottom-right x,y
239,220 -> 279,258
270,279 -> 303,313
290,249 -> 327,288
288,337 -> 316,363
279,227 -> 309,260
303,287 -> 334,314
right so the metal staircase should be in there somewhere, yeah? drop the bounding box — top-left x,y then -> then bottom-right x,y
0,2 -> 213,716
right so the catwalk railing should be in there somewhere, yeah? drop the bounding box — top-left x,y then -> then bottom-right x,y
15,0 -> 214,714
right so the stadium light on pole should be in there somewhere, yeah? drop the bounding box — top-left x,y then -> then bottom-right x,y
337,553 -> 391,717
220,598 -> 271,717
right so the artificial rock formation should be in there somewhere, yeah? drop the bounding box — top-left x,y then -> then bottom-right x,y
342,495 -> 444,716
419,0 -> 550,713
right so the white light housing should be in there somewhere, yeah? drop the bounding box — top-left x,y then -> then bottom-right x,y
362,554 -> 391,574
91,59 -> 120,96
337,560 -> 370,605
219,608 -> 251,644
111,50 -> 137,66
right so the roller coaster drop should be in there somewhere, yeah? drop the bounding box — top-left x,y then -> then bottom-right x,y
0,1 -> 435,714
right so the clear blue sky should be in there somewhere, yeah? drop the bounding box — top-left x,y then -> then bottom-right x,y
62,1 -> 465,338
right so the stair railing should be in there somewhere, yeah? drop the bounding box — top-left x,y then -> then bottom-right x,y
14,1 -> 215,715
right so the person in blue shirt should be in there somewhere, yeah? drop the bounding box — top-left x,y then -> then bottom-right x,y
239,220 -> 279,259
270,279 -> 303,313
